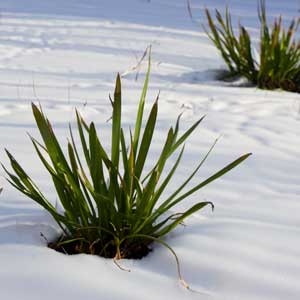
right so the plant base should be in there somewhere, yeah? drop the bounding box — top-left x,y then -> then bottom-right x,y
48,236 -> 152,259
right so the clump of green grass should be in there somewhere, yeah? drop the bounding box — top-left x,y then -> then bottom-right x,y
205,0 -> 300,93
3,55 -> 250,282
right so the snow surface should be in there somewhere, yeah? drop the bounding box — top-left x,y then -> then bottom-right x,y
0,1 -> 299,299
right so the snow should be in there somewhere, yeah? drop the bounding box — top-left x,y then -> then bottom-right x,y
0,0 -> 299,299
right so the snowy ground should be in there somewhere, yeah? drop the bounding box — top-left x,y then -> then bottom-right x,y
0,1 -> 299,299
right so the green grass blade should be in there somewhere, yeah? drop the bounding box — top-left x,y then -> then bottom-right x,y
111,74 -> 122,168
170,115 -> 205,155
133,47 -> 151,154
76,110 -> 91,167
155,201 -> 214,236
135,98 -> 158,179
166,153 -> 252,211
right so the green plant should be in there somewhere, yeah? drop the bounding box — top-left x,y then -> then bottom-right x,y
3,57 -> 250,276
204,0 -> 300,92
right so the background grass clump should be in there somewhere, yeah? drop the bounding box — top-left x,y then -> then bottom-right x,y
3,57 -> 250,262
205,0 -> 300,93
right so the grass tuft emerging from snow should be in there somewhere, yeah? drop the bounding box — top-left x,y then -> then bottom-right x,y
2,53 -> 250,267
204,0 -> 300,93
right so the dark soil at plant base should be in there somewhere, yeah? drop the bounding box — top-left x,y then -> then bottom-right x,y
48,237 -> 152,259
